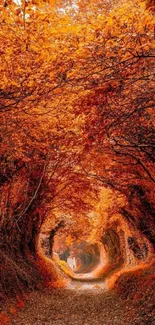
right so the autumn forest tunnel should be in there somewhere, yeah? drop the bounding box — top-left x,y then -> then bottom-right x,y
0,0 -> 155,324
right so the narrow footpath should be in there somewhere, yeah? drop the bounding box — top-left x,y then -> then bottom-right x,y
10,284 -> 155,325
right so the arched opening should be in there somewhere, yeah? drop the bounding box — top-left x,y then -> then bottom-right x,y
52,234 -> 103,278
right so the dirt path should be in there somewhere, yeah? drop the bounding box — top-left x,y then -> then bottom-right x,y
9,283 -> 155,325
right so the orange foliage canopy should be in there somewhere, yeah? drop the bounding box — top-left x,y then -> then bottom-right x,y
0,0 -> 155,297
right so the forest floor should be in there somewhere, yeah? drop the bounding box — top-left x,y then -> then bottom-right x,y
8,281 -> 155,325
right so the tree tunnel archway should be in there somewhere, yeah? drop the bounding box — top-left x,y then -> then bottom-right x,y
38,227 -> 106,280
37,208 -> 154,288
